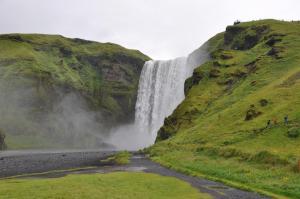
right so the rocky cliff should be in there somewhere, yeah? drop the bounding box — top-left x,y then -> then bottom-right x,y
0,34 -> 150,149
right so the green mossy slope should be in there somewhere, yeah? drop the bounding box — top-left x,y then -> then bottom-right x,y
151,19 -> 300,198
0,34 -> 150,149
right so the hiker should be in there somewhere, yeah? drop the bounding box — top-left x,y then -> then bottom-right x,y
284,115 -> 289,125
267,120 -> 271,128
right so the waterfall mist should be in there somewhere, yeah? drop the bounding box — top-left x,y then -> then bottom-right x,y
107,44 -> 209,150
0,77 -> 111,150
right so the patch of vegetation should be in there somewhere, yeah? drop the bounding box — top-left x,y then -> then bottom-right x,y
152,19 -> 300,198
101,151 -> 132,165
287,127 -> 300,138
0,172 -> 212,199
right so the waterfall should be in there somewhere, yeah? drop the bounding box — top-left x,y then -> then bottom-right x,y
108,44 -> 209,150
134,44 -> 209,145
134,57 -> 187,143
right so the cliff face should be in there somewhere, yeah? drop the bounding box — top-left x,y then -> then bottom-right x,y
151,20 -> 300,197
0,34 -> 150,149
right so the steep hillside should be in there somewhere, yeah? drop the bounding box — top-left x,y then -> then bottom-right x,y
0,34 -> 150,149
150,20 -> 300,198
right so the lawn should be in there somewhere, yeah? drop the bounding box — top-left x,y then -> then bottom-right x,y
0,172 -> 212,199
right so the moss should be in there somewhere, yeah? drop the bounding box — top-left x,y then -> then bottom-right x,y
249,151 -> 289,166
287,127 -> 300,138
101,151 -> 132,165
184,70 -> 204,95
245,105 -> 262,121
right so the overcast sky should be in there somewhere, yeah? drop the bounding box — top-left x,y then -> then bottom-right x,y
0,0 -> 299,59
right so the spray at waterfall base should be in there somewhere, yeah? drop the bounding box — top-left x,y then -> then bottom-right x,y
108,44 -> 209,150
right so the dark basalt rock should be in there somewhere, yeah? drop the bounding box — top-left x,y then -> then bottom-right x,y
244,59 -> 258,73
0,34 -> 24,42
156,116 -> 178,142
209,68 -> 221,78
245,105 -> 262,121
220,54 -> 233,60
230,69 -> 247,78
213,61 -> 221,67
224,26 -> 245,45
73,38 -> 93,44
266,37 -> 282,46
59,47 -> 72,57
267,47 -> 283,59
184,70 -> 204,95
224,25 -> 270,50
259,99 -> 268,107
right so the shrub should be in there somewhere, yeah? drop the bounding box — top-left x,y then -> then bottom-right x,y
287,127 -> 300,138
259,99 -> 268,107
209,69 -> 221,78
250,151 -> 289,165
245,106 -> 262,121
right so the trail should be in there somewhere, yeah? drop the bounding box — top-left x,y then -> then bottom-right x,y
0,150 -> 268,199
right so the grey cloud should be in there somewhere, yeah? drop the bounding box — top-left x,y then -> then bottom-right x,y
0,0 -> 299,59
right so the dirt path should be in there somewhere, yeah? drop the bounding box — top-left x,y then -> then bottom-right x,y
0,150 -> 268,199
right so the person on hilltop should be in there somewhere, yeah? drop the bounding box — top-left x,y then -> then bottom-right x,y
284,115 -> 289,125
267,120 -> 271,128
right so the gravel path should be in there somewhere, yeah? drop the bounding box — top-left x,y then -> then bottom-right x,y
0,150 -> 269,199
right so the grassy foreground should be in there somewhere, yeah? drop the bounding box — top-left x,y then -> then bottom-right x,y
150,19 -> 300,198
0,172 -> 211,199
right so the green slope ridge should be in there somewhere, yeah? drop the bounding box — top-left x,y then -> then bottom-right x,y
149,19 -> 300,198
0,34 -> 150,149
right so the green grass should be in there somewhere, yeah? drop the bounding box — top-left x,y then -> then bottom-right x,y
101,151 -> 132,165
150,19 -> 300,198
0,172 -> 212,199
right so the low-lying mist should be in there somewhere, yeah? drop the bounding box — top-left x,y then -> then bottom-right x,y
0,77 -> 123,150
0,75 -> 152,151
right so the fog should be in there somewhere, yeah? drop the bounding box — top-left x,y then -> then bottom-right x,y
1,0 -> 299,59
0,77 -> 114,149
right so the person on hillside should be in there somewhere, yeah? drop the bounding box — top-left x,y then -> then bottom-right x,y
284,115 -> 289,125
267,120 -> 271,128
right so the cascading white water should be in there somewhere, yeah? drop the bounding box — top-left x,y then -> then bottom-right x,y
134,57 -> 187,143
108,44 -> 209,150
134,44 -> 209,145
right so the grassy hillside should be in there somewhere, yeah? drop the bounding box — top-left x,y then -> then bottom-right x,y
0,34 -> 150,149
149,19 -> 300,198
